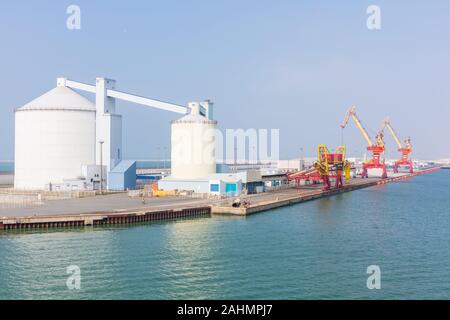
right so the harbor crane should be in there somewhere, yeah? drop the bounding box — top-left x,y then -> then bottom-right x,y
288,145 -> 351,191
340,106 -> 387,178
381,118 -> 413,173
313,145 -> 351,190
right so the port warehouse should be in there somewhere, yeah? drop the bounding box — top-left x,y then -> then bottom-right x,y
2,76 -> 445,201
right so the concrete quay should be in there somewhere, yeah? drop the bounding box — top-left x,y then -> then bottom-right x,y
211,168 -> 440,215
0,167 -> 440,231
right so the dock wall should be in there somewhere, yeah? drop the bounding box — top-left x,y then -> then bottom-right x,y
0,206 -> 211,231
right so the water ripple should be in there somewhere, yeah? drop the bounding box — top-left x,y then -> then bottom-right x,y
1,172 -> 450,299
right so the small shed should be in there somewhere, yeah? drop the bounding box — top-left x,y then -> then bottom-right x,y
108,160 -> 137,191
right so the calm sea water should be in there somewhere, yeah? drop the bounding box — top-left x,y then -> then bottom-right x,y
0,171 -> 449,299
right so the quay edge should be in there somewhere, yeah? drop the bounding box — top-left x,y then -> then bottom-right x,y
0,206 -> 211,231
211,167 -> 441,216
0,167 -> 441,231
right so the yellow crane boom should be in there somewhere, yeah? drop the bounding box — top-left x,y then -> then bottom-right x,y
382,118 -> 403,149
340,106 -> 374,147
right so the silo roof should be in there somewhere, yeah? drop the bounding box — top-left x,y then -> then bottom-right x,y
172,113 -> 217,124
17,86 -> 95,111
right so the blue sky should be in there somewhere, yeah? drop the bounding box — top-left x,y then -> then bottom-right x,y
1,0 -> 449,160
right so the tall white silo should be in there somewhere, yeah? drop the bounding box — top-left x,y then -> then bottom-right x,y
171,102 -> 217,179
14,85 -> 96,189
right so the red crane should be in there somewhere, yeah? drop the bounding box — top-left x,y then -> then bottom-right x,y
381,118 -> 413,173
340,106 -> 387,178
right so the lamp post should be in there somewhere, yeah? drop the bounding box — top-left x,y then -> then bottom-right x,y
300,147 -> 304,170
163,146 -> 167,171
251,146 -> 256,169
157,146 -> 161,169
99,140 -> 104,194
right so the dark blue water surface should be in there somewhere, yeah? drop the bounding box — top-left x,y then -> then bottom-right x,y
0,171 -> 449,299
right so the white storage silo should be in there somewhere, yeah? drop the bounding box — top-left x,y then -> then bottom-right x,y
171,102 -> 217,179
14,85 -> 96,190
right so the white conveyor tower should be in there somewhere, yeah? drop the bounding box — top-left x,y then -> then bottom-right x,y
56,77 -> 214,174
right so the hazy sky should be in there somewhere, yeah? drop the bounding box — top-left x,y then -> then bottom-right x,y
1,0 -> 449,161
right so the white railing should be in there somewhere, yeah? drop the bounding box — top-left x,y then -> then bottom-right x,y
0,194 -> 44,209
0,188 -> 98,200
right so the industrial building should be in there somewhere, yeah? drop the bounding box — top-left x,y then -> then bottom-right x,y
13,76 -> 269,196
13,77 -> 229,193
154,102 -> 266,196
158,169 -> 264,196
170,102 -> 217,179
158,174 -> 242,196
158,102 -> 235,195
277,159 -> 305,172
108,160 -> 137,191
14,85 -> 96,190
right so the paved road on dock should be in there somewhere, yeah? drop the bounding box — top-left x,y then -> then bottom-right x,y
217,177 -> 382,207
0,177 -> 385,218
0,193 -> 216,218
